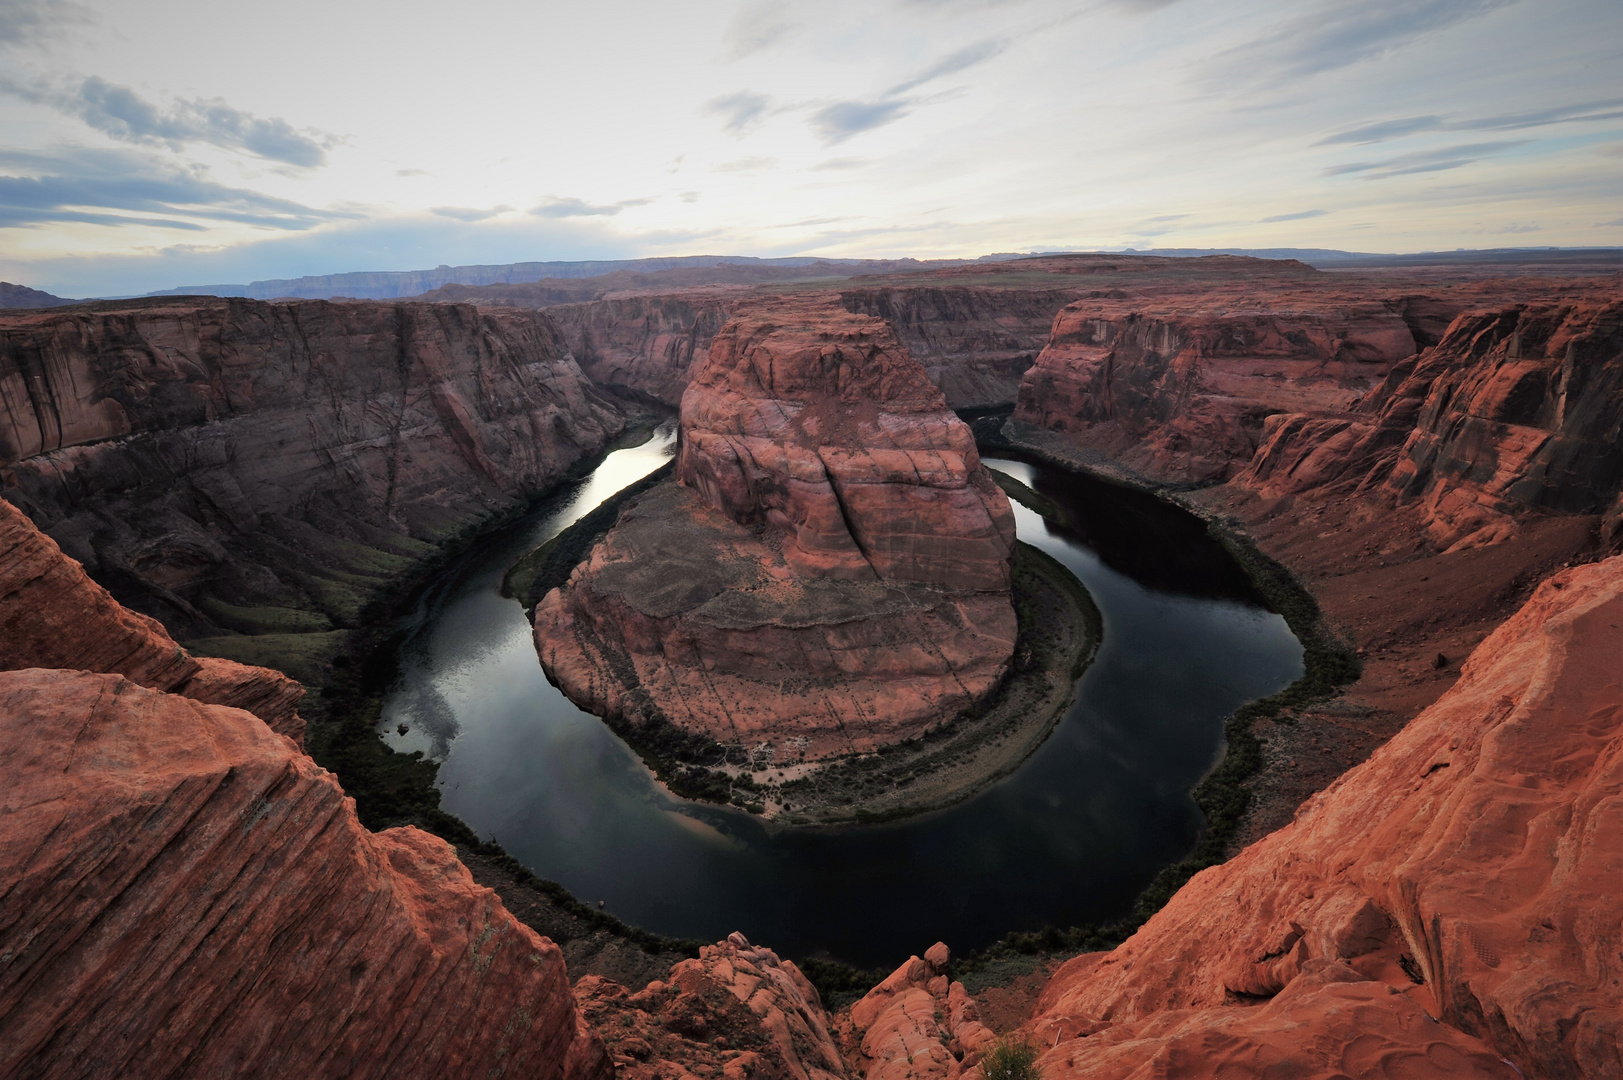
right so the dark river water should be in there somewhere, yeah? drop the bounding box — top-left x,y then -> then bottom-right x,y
379,426 -> 1302,968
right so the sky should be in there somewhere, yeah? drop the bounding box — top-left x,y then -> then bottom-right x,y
1,0 -> 1621,297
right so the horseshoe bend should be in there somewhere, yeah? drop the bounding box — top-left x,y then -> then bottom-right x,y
2,247 -> 1622,1080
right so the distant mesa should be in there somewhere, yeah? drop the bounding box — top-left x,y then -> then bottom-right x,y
0,282 -> 78,309
532,296 -> 1019,762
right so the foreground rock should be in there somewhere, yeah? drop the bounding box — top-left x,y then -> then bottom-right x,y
0,297 -> 622,645
839,943 -> 996,1080
1,494 -> 305,744
1024,555 -> 1623,1079
0,668 -> 606,1080
576,932 -> 845,1080
535,298 -> 1016,760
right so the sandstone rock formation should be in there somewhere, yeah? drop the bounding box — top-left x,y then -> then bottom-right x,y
1245,299 -> 1623,552
1,494 -> 305,744
1020,554 -> 1623,1079
535,299 -> 1017,759
549,291 -> 734,404
840,943 -> 997,1080
577,932 -> 845,1080
0,297 -> 622,639
0,667 -> 606,1080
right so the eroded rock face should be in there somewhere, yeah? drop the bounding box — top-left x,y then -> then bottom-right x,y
548,293 -> 735,405
0,668 -> 606,1080
0,297 -> 622,636
0,494 -> 304,744
576,932 -> 845,1080
1023,554 -> 1623,1080
535,300 -> 1016,759
1013,292 -> 1419,485
1243,299 -> 1623,552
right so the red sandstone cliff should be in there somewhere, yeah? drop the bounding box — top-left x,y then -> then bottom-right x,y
1015,554 -> 1623,1078
0,297 -> 623,638
548,291 -> 735,405
1,494 -> 304,744
0,668 -> 606,1080
1244,299 -> 1623,552
534,299 -> 1017,759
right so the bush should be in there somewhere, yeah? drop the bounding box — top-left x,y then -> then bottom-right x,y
981,1036 -> 1041,1080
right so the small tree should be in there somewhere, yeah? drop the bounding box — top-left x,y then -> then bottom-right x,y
981,1036 -> 1041,1080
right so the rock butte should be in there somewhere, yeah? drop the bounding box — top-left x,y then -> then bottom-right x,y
535,297 -> 1018,759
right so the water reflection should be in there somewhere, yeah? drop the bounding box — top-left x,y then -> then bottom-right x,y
380,442 -> 1303,968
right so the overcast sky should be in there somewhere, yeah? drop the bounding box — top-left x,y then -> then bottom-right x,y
2,0 -> 1620,296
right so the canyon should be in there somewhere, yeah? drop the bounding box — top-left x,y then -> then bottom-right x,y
2,252 -> 1621,1079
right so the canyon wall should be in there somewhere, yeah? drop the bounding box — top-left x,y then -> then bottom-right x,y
1245,299 -> 1623,552
548,292 -> 734,405
534,298 -> 1017,759
0,297 -> 623,641
1012,292 -> 1420,485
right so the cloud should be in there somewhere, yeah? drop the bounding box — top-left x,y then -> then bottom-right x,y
1324,140 -> 1527,179
1318,99 -> 1623,145
1260,209 -> 1329,222
0,0 -> 92,49
0,147 -> 344,232
807,38 -> 1005,145
528,195 -> 652,217
811,158 -> 869,171
1599,218 -> 1623,227
396,168 -> 429,177
1210,0 -> 1517,82
2,76 -> 333,168
1499,222 -> 1541,233
713,157 -> 776,173
706,91 -> 774,135
886,38 -> 1004,96
430,205 -> 513,222
723,1 -> 795,59
810,100 -> 913,144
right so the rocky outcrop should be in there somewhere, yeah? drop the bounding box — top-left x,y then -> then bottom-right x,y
534,299 -> 1017,759
840,943 -> 996,1080
1013,290 -> 1420,485
1242,299 -> 1623,552
0,667 -> 606,1080
0,297 -> 622,638
1,494 -> 304,744
576,932 -> 845,1080
1022,554 -> 1623,1079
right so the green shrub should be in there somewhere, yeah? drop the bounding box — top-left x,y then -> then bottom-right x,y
981,1036 -> 1041,1080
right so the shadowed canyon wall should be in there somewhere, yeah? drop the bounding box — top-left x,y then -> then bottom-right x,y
0,297 -> 623,647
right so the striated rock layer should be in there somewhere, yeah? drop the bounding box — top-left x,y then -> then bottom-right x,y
0,296 -> 622,638
0,668 -> 606,1080
1244,298 -> 1623,552
535,299 -> 1017,759
1023,554 -> 1623,1079
1,494 -> 305,744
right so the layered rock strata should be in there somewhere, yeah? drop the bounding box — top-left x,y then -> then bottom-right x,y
839,943 -> 997,1080
0,668 -> 606,1080
1020,554 -> 1623,1079
1,494 -> 305,744
535,300 -> 1017,759
1243,299 -> 1623,552
0,297 -> 622,639
1013,290 -> 1421,485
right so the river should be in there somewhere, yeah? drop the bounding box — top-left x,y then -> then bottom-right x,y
379,424 -> 1302,968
